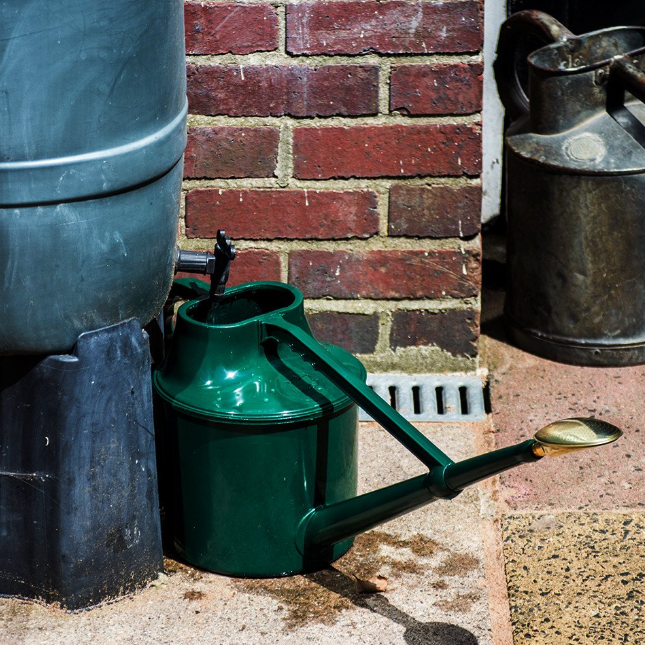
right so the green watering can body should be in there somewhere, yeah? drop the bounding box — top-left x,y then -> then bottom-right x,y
154,282 -> 363,575
154,281 -> 541,576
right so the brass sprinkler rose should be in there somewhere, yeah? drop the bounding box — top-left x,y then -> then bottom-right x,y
531,418 -> 623,458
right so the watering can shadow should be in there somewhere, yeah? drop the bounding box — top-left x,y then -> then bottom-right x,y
308,566 -> 479,645
153,280 -> 622,577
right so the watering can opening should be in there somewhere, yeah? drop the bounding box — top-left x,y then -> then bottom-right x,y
185,283 -> 298,327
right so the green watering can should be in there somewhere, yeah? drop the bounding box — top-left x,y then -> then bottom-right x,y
153,276 -> 622,577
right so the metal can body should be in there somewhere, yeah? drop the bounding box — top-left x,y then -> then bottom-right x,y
505,155 -> 645,365
0,0 -> 187,354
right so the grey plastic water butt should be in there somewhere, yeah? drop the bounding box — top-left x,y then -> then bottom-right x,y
0,0 -> 187,355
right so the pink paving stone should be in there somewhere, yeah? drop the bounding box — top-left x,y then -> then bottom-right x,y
484,332 -> 645,511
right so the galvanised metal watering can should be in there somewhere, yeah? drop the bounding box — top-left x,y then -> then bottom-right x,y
153,276 -> 621,577
495,11 -> 645,366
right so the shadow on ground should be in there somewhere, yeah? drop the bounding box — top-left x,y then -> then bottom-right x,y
308,566 -> 479,645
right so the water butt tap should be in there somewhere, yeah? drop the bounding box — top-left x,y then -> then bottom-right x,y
175,230 -> 236,322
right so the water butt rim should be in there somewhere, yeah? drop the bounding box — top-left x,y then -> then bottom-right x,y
0,101 -> 187,205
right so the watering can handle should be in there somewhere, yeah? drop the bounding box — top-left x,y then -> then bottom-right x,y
261,318 -> 452,470
261,317 -> 550,554
494,10 -> 574,121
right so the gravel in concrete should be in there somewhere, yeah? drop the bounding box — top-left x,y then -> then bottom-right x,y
502,512 -> 645,645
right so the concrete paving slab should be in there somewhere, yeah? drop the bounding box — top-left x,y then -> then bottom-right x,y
0,423 -> 494,645
479,250 -> 645,644
502,512 -> 645,645
481,325 -> 645,643
482,334 -> 645,511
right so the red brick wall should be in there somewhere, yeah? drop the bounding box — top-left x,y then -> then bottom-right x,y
181,0 -> 483,372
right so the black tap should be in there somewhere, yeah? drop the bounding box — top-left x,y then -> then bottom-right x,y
175,229 -> 236,322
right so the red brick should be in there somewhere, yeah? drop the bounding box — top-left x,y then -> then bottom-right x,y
293,124 -> 481,179
187,64 -> 378,117
390,63 -> 483,116
287,1 -> 482,55
289,249 -> 481,299
307,312 -> 379,354
184,127 -> 279,179
391,309 -> 479,356
185,189 -> 379,240
229,249 -> 282,285
185,2 -> 278,54
175,249 -> 282,286
389,185 -> 481,238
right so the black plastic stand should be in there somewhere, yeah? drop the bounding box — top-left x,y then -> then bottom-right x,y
0,319 -> 162,609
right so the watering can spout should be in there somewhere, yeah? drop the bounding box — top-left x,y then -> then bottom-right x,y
297,419 -> 622,556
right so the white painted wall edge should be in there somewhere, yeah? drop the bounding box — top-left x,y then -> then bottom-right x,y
481,0 -> 507,224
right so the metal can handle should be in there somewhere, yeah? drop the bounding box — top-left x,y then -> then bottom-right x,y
612,57 -> 645,104
494,10 -> 573,121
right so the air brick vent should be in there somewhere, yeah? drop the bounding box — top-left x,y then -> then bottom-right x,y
359,374 -> 487,422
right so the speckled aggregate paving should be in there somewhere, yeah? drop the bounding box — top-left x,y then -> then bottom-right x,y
502,513 -> 645,645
